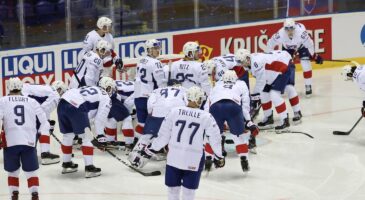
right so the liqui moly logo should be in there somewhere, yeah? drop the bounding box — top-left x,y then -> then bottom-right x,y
119,38 -> 168,58
61,48 -> 83,70
1,52 -> 56,94
61,48 -> 83,85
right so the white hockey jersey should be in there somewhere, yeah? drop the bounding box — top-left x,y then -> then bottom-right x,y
0,95 -> 50,147
21,84 -> 60,119
147,86 -> 187,118
211,54 -> 238,81
115,80 -> 135,101
79,30 -> 115,59
171,59 -> 211,95
70,51 -> 103,89
61,86 -> 111,135
150,106 -> 222,171
209,80 -> 251,120
267,23 -> 314,56
134,56 -> 166,98
353,65 -> 365,101
250,51 -> 292,94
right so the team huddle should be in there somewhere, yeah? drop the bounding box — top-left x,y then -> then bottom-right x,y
1,16 -> 332,200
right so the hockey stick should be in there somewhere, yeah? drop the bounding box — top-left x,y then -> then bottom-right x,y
50,131 -> 62,145
333,116 -> 362,135
275,130 -> 314,139
49,130 -> 75,158
84,127 -> 161,176
103,148 -> 162,176
264,129 -> 314,139
324,59 -> 352,63
167,60 -> 172,84
250,105 -> 262,121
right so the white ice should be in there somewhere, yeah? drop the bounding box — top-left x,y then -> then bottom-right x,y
2,67 -> 365,200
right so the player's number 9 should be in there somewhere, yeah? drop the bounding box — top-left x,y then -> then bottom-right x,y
14,105 -> 25,125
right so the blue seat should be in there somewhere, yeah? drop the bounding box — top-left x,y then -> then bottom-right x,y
17,2 -> 37,25
36,1 -> 55,16
18,2 -> 35,18
57,0 -> 65,17
0,5 -> 8,20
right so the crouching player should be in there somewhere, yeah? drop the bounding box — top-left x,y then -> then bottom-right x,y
139,86 -> 224,200
128,79 -> 187,164
21,81 -> 67,165
342,62 -> 365,117
235,49 -> 302,130
104,80 -> 135,152
57,77 -> 114,178
1,78 -> 50,200
207,70 -> 259,172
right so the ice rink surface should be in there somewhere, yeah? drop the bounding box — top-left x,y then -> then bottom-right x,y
2,67 -> 365,200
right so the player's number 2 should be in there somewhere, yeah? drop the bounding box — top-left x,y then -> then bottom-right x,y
14,105 -> 25,125
176,120 -> 200,145
80,87 -> 98,96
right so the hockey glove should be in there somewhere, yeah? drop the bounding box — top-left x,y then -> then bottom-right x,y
92,135 -> 107,148
251,93 -> 261,111
213,156 -> 225,168
141,144 -> 158,159
114,58 -> 124,71
313,53 -> 323,64
246,121 -> 259,136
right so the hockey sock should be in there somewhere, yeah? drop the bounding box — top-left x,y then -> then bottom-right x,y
105,128 -> 117,142
8,169 -> 20,194
79,134 -> 94,166
301,59 -> 312,86
271,90 -> 288,121
61,133 -> 74,163
122,116 -> 134,145
285,85 -> 301,112
105,118 -> 117,142
168,186 -> 181,200
232,133 -> 249,158
182,187 -> 196,200
260,91 -> 273,118
25,170 -> 39,194
135,123 -> 144,136
39,134 -> 50,153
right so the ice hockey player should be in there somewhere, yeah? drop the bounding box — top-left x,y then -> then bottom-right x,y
21,81 -> 67,165
206,70 -> 259,172
70,40 -> 112,89
171,42 -> 211,96
104,80 -> 135,152
57,77 -> 114,178
267,18 -> 323,97
235,49 -> 302,130
0,78 -> 50,200
203,54 -> 249,87
342,62 -> 365,116
128,79 -> 187,165
140,86 -> 224,200
134,39 -> 166,137
79,16 -> 123,76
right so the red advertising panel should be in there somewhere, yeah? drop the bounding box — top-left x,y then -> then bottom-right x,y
173,18 -> 332,61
